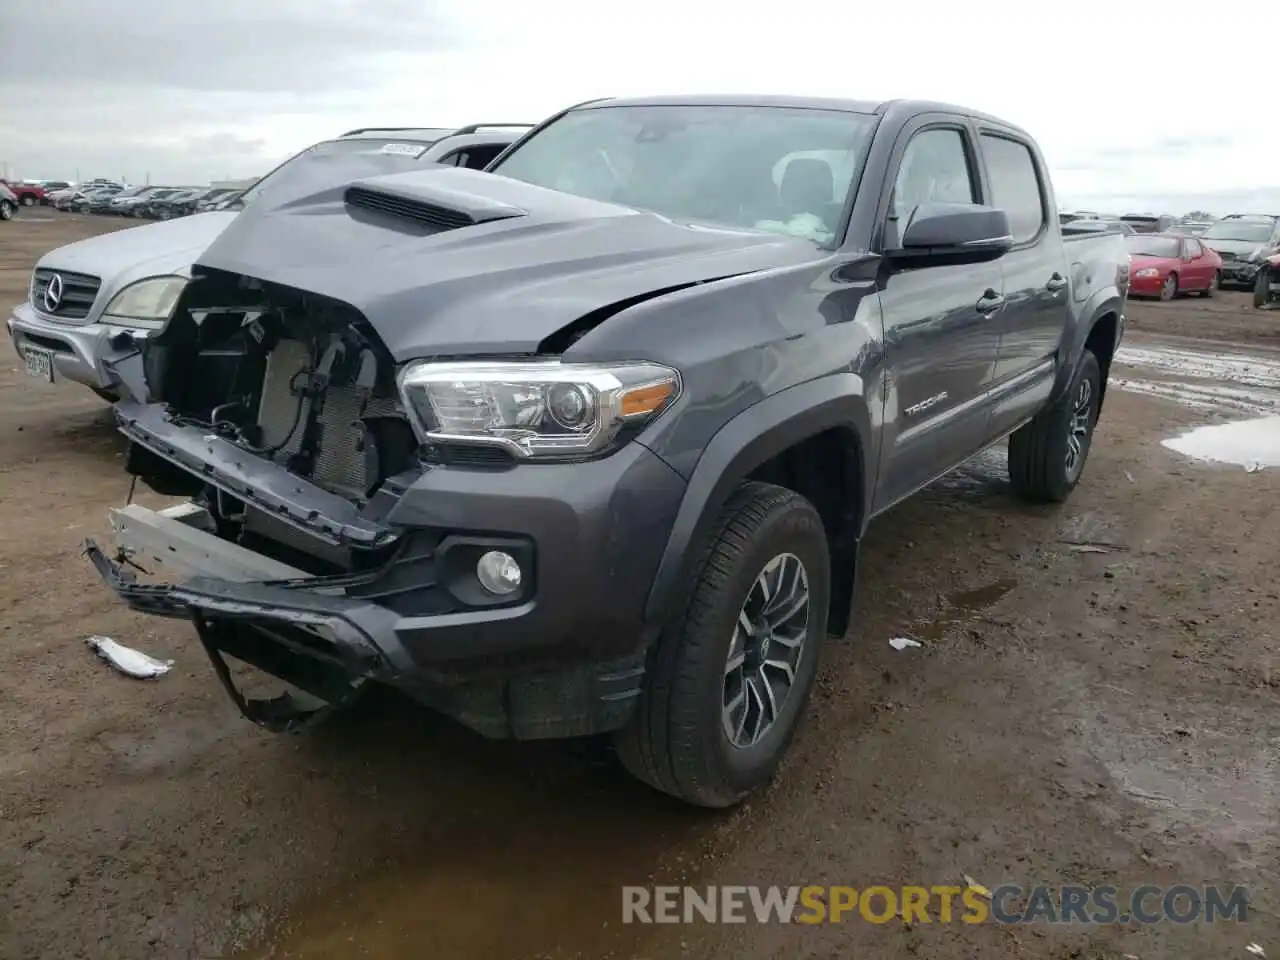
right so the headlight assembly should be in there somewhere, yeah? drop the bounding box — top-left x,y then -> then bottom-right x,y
102,275 -> 187,325
398,359 -> 681,460
1134,268 -> 1160,278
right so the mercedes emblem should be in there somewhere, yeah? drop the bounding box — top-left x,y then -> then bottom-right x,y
43,273 -> 64,312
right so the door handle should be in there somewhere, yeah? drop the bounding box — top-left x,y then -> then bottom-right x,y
1046,273 -> 1068,292
975,290 -> 1005,314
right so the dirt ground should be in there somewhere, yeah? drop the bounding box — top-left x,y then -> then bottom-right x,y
1,212 -> 1277,960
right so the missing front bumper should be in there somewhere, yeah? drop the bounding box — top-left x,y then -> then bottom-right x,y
85,499 -> 416,731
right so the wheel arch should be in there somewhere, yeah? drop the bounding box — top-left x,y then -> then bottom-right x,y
644,374 -> 873,639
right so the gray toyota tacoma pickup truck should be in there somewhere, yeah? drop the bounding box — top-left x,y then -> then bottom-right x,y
87,95 -> 1129,808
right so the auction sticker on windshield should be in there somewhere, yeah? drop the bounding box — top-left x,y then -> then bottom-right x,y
22,345 -> 54,383
378,143 -> 429,158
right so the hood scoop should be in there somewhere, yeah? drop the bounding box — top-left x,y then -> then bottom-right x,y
344,176 -> 528,232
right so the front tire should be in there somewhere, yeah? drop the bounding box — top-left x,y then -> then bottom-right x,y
1159,273 -> 1179,301
1255,267 -> 1271,309
0,201 -> 13,221
1008,349 -> 1102,503
1200,271 -> 1219,298
614,482 -> 830,808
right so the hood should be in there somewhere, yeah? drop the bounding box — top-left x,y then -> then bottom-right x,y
38,211 -> 238,282
194,164 -> 824,360
1128,254 -> 1176,272
1202,237 -> 1270,258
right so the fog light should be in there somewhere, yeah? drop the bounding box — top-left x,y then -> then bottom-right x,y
476,550 -> 522,596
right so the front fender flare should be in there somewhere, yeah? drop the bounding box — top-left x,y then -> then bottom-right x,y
643,373 -> 872,628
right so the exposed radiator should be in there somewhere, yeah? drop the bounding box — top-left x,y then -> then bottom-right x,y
256,339 -> 400,495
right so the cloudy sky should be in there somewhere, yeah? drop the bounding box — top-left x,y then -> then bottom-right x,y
1,0 -> 1275,215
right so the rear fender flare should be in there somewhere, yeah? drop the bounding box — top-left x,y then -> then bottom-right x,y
643,373 -> 872,628
1053,294 -> 1124,404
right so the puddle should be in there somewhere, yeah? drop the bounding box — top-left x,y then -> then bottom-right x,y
1081,703 -> 1280,874
928,444 -> 1009,501
905,578 -> 1017,644
1162,416 -> 1280,471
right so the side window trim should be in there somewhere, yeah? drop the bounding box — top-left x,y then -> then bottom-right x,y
975,128 -> 1048,250
874,117 -> 982,253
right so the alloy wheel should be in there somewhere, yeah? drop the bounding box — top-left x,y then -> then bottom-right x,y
1065,377 -> 1093,478
722,552 -> 810,749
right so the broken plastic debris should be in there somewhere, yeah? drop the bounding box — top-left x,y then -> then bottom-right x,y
1246,945 -> 1265,958
889,637 -> 922,651
1245,461 -> 1263,474
962,874 -> 991,899
86,635 -> 173,679
1124,471 -> 1136,484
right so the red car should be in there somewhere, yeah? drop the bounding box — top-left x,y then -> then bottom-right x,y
0,179 -> 45,207
1124,232 -> 1222,300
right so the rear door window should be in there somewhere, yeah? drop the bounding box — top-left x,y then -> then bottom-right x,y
979,134 -> 1046,245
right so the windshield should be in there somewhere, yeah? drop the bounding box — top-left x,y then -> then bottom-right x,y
491,104 -> 878,246
1126,235 -> 1180,257
1202,221 -> 1273,243
235,135 -> 443,208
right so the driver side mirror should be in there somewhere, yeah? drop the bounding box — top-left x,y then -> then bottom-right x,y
886,202 -> 1013,267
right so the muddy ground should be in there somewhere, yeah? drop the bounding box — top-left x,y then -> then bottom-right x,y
1,212 -> 1277,960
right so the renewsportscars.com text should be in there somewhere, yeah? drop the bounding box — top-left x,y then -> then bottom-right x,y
622,884 -> 1250,925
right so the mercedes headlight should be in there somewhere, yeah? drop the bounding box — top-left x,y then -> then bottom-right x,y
102,275 -> 186,325
398,359 -> 681,459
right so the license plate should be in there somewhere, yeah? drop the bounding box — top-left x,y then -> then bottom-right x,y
23,346 -> 54,382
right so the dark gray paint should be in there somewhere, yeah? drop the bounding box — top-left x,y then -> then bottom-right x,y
99,95 -> 1129,739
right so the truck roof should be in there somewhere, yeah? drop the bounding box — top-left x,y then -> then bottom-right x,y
577,95 -> 1033,139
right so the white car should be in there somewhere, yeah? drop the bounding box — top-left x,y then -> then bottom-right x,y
7,124 -> 527,400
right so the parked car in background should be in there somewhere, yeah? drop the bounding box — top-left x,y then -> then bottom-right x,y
8,122 -> 530,404
1199,215 -> 1280,288
1120,213 -> 1176,234
1254,252 -> 1280,308
1124,232 -> 1221,299
0,180 -> 46,207
62,185 -> 124,212
111,186 -> 183,217
87,95 -> 1129,808
1169,220 -> 1213,236
0,182 -> 18,221
139,188 -> 204,220
193,188 -> 240,213
208,191 -> 246,211
1062,218 -> 1137,236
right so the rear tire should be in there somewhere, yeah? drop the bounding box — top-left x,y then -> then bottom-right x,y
614,482 -> 830,808
1200,271 -> 1219,298
1256,267 -> 1271,309
1008,349 -> 1102,503
19,194 -> 35,207
1159,273 -> 1179,301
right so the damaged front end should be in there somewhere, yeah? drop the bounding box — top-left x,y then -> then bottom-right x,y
88,270 -> 454,729
88,257 -> 685,740
1254,254 -> 1280,310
